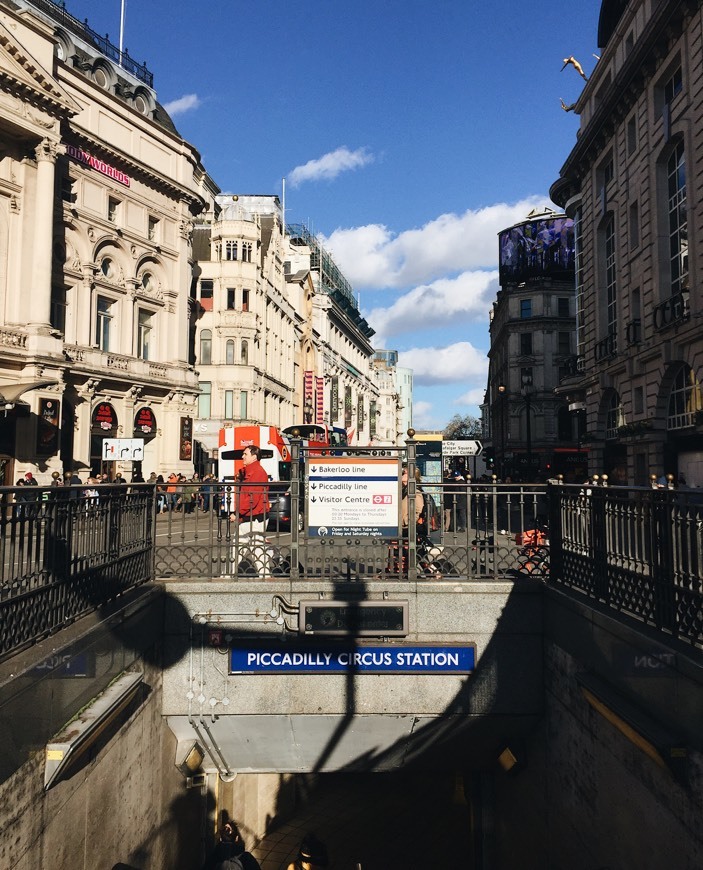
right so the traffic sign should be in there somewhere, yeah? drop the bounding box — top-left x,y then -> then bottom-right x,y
102,438 -> 144,461
443,440 -> 483,457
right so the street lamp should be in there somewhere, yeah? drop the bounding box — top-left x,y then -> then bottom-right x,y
303,398 -> 313,423
521,373 -> 533,476
497,384 -> 507,479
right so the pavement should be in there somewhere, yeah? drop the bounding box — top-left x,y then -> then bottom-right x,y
247,772 -> 472,870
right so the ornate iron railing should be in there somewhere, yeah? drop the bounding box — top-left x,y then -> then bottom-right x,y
548,482 -> 702,650
0,484 -> 154,661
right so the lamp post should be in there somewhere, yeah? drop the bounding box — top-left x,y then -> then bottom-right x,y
521,373 -> 533,477
497,384 -> 507,480
303,398 -> 313,424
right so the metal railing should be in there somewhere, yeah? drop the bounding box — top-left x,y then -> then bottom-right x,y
0,483 -> 154,661
548,482 -> 702,650
2,472 -> 700,661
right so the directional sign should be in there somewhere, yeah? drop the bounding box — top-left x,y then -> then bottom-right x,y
307,456 -> 399,537
102,438 -> 144,461
443,439 -> 483,457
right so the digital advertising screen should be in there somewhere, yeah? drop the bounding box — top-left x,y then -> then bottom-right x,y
499,217 -> 575,284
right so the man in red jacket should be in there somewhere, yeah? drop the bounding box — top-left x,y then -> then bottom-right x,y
229,446 -> 270,576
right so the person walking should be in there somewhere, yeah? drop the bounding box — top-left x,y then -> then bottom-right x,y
202,820 -> 260,870
229,446 -> 270,576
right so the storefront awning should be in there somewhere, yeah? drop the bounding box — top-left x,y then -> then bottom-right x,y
0,378 -> 59,405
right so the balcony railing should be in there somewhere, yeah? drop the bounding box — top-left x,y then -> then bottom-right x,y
653,291 -> 690,331
625,318 -> 641,345
595,332 -> 617,361
33,0 -> 153,87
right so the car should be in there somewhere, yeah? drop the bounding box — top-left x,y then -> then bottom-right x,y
266,482 -> 304,532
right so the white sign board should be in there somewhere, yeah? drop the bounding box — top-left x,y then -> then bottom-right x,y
307,457 -> 399,538
102,438 -> 145,461
443,439 -> 483,457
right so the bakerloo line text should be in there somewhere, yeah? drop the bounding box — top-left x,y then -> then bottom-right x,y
245,651 -> 462,668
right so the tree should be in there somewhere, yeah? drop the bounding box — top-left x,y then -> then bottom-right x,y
443,414 -> 482,440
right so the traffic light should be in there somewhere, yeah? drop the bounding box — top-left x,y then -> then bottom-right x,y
485,451 -> 495,467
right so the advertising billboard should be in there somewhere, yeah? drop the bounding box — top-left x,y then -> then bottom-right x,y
499,216 -> 575,284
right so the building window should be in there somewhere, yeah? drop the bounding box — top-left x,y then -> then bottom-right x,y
148,216 -> 159,242
224,390 -> 233,420
242,242 -> 253,263
199,329 -> 212,365
667,140 -> 688,297
198,382 -> 211,418
137,309 -> 152,360
108,197 -> 120,224
241,340 -> 249,365
520,332 -> 533,356
101,257 -> 115,280
239,391 -> 248,419
557,297 -> 570,317
520,299 -> 532,318
627,117 -> 637,155
226,340 -> 234,365
634,386 -> 644,415
558,332 -> 571,355
664,66 -> 683,106
667,365 -> 701,430
605,393 -> 623,439
200,280 -> 213,301
96,296 -> 113,351
225,241 -> 238,260
604,214 -> 617,351
629,201 -> 640,249
226,288 -> 236,309
242,289 -> 250,311
51,286 -> 67,333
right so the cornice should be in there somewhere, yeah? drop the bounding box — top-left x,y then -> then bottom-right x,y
556,0 -> 693,188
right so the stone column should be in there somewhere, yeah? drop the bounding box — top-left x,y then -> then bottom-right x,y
28,138 -> 59,329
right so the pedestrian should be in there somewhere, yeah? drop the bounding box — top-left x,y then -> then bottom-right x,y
443,470 -> 455,531
202,819 -> 260,870
166,472 -> 178,511
453,470 -> 467,531
230,446 -> 269,531
287,833 -> 329,870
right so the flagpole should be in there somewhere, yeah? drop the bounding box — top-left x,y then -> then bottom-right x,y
118,0 -> 125,66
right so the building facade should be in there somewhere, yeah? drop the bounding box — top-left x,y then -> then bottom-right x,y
0,0 -> 206,483
486,208 -> 580,481
372,350 -> 413,445
550,0 -> 703,486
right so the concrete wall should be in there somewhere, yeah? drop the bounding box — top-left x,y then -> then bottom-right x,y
490,587 -> 703,870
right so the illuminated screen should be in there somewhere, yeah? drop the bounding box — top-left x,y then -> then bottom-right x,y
499,217 -> 575,283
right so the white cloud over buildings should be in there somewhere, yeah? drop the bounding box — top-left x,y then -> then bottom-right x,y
288,147 -> 374,188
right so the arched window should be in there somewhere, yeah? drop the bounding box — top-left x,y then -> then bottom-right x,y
199,329 -> 212,365
668,365 -> 701,430
226,340 -> 234,365
225,240 -> 238,261
241,340 -> 248,365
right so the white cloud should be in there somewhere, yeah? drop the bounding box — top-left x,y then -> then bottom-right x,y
163,93 -> 201,116
288,147 -> 373,188
412,400 -> 435,429
454,386 -> 487,406
398,341 -> 488,386
367,270 -> 498,344
323,195 -> 551,289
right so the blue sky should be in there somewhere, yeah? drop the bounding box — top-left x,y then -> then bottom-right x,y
64,0 -> 602,430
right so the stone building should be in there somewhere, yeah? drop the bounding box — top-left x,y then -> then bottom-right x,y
486,208 -> 580,481
372,350 -> 413,446
0,0 -> 206,482
550,0 -> 703,486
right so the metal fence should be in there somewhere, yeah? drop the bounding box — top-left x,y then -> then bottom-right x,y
0,484 -> 154,661
549,482 -> 703,650
2,469 -> 701,662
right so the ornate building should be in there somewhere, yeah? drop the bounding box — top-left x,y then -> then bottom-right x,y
550,0 -> 703,486
0,0 -> 205,482
486,208 -> 580,481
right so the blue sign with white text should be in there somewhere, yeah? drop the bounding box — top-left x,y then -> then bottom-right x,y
230,644 -> 475,675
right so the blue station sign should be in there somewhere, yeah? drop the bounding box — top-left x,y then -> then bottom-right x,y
230,644 -> 476,675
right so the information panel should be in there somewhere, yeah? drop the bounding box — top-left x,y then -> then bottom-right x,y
306,456 -> 399,538
299,601 -> 408,636
230,643 -> 476,675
